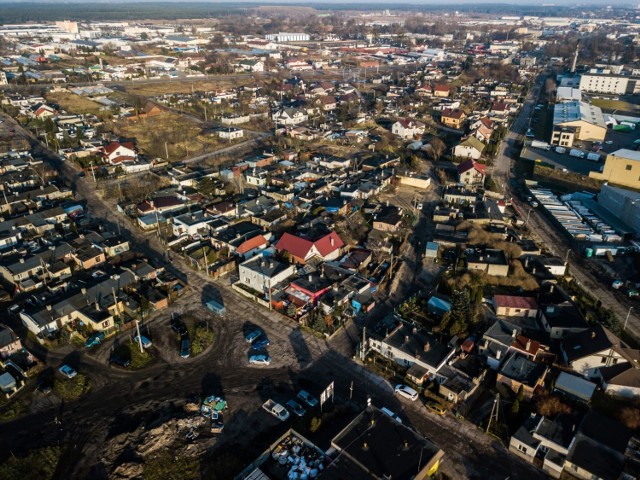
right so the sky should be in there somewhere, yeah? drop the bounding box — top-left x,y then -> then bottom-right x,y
0,0 -> 635,4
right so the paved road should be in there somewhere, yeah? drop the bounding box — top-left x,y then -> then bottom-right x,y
493,79 -> 640,340
0,113 -> 547,479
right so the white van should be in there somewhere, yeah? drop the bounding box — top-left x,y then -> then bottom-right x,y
394,384 -> 419,402
380,406 -> 402,424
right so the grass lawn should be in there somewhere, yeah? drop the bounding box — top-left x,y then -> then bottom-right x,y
0,393 -> 30,423
53,373 -> 91,401
113,341 -> 155,369
183,314 -> 214,356
590,98 -> 638,113
0,446 -> 61,480
46,91 -> 103,116
111,111 -> 225,161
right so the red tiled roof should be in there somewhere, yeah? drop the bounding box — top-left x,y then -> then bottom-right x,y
276,232 -> 313,260
237,234 -> 267,255
110,155 -> 135,164
397,118 -> 425,128
441,108 -> 466,119
103,141 -> 135,156
457,159 -> 486,175
434,84 -> 450,91
511,335 -> 541,355
314,231 -> 344,256
276,231 -> 344,260
493,295 -> 538,310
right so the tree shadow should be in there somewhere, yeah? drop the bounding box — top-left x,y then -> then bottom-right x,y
287,327 -> 312,369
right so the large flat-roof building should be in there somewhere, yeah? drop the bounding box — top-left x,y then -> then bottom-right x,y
595,183 -> 640,236
579,72 -> 640,95
265,32 -> 310,42
550,101 -> 607,147
590,149 -> 640,190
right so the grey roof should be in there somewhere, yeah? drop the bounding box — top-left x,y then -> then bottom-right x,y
384,323 -> 453,369
329,405 -> 443,480
512,415 -> 541,449
0,324 -> 19,349
534,413 -> 580,450
240,256 -> 291,278
562,324 -> 618,362
484,318 -> 520,347
499,351 -> 546,386
554,371 -> 596,401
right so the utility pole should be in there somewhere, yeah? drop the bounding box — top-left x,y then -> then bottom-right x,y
134,319 -> 144,353
202,246 -> 209,274
165,141 -> 169,160
624,307 -> 635,333
89,161 -> 96,183
349,381 -> 353,400
361,327 -> 367,361
486,393 -> 500,434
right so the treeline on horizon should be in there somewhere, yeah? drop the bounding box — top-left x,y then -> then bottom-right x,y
0,1 -> 621,23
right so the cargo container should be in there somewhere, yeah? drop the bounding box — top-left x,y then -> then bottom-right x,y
205,299 -> 226,316
531,140 -> 551,150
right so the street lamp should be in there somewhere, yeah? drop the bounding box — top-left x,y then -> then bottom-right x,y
624,306 -> 634,333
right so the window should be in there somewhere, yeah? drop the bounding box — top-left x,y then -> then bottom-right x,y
517,444 -> 528,454
626,165 -> 633,171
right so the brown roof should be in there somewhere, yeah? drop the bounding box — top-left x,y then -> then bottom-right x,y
441,108 -> 466,120
493,295 -> 538,310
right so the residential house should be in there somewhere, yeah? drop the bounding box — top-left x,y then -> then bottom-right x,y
368,321 -> 455,384
561,325 -> 628,379
391,118 -> 426,139
493,295 -> 538,318
597,359 -> 640,399
101,141 -> 136,165
372,205 -> 403,233
433,84 -> 451,97
538,303 -> 589,340
453,137 -> 485,160
497,351 -> 549,400
438,354 -> 487,404
276,231 -> 344,265
272,108 -> 308,126
440,108 -> 467,129
0,324 -> 22,359
565,411 -> 632,480
465,248 -> 509,277
510,413 -> 580,478
235,234 -> 269,259
479,318 -> 521,369
457,159 -> 486,186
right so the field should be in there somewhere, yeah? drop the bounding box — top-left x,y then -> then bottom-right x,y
111,111 -> 225,160
46,91 -> 104,116
590,98 -> 639,113
126,78 -> 250,97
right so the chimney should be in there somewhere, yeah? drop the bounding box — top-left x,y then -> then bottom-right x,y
19,258 -> 24,263
308,274 -> 312,282
526,339 -> 531,351
546,306 -> 555,314
512,329 -> 517,338
591,331 -> 596,339
412,327 -> 417,334
496,349 -> 502,360
404,335 -> 409,344
424,342 -> 431,352
46,304 -> 52,311
81,287 -> 87,295
525,257 -> 530,268
330,236 -> 335,246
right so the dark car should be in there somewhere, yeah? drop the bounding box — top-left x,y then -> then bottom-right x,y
109,354 -> 131,368
251,334 -> 270,350
170,317 -> 187,336
180,338 -> 191,359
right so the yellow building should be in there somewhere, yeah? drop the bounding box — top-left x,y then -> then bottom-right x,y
551,101 -> 607,147
589,149 -> 640,189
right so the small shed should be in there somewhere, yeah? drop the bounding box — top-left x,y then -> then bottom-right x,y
427,293 -> 451,317
554,371 -> 596,403
0,372 -> 17,393
425,241 -> 440,259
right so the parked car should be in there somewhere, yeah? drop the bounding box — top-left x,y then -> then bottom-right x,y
394,384 -> 419,401
251,334 -> 270,350
84,332 -> 105,348
249,354 -> 271,366
170,317 -> 187,336
180,338 -> 191,359
380,406 -> 402,423
297,390 -> 319,408
133,335 -> 152,349
286,399 -> 306,417
109,354 -> 131,368
245,330 -> 262,343
58,365 -> 77,379
425,400 -> 446,416
36,380 -> 52,395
